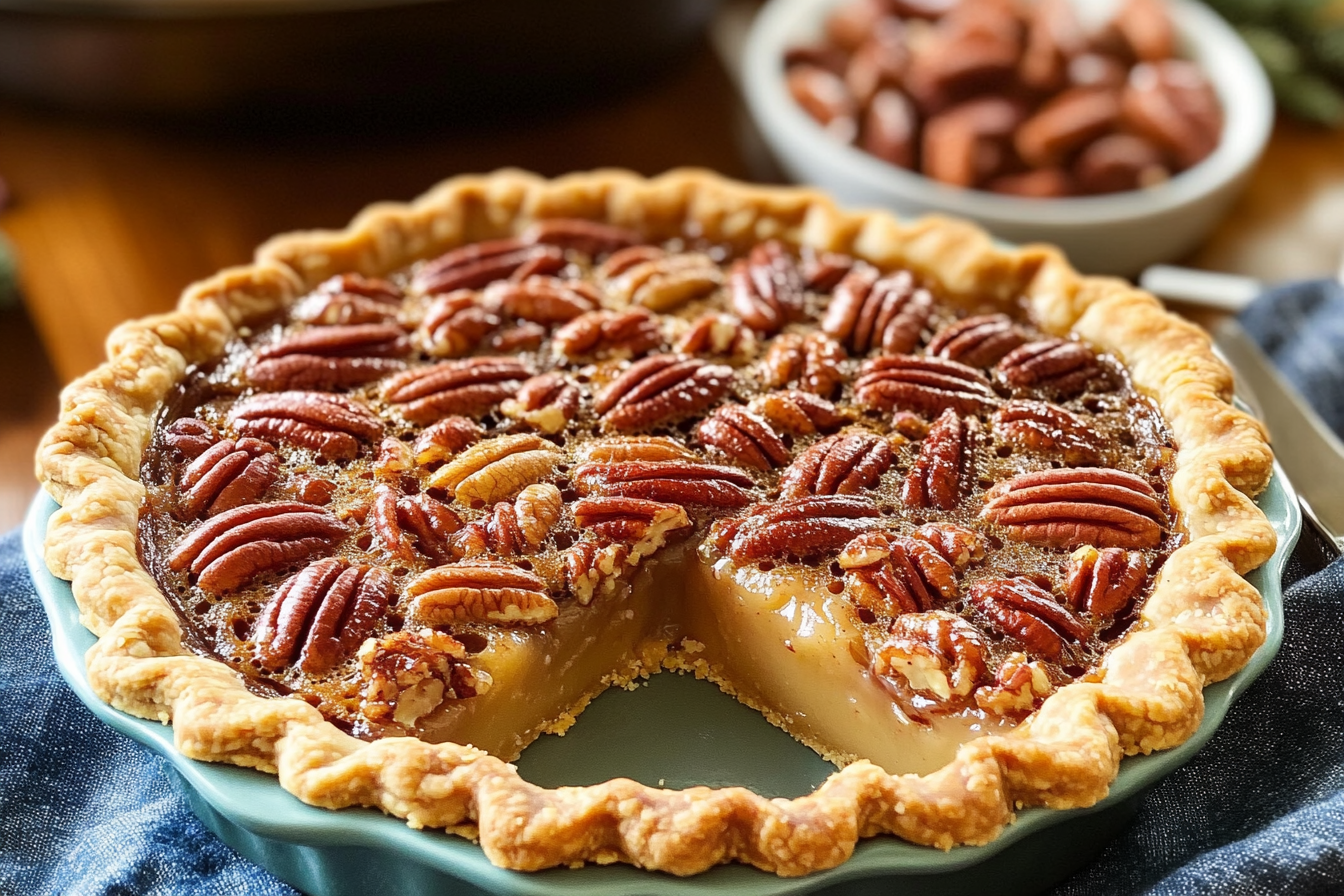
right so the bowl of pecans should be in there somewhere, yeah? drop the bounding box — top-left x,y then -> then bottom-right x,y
742,0 -> 1273,275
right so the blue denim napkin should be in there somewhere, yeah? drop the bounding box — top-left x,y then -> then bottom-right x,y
4,281 -> 1343,896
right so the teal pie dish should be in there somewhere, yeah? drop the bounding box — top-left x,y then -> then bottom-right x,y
25,452 -> 1299,896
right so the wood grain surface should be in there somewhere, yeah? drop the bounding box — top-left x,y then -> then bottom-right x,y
1,32 -> 1342,530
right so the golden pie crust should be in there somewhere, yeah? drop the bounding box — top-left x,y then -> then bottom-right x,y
37,169 -> 1274,877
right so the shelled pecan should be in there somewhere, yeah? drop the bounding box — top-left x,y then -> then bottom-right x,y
970,578 -> 1089,660
594,354 -> 733,431
452,483 -> 562,558
553,308 -> 663,360
374,437 -> 414,481
574,435 -> 700,465
996,338 -> 1111,397
168,502 -> 348,593
605,249 -> 722,312
912,522 -> 984,568
229,391 -> 384,461
980,467 -> 1166,549
564,541 -> 631,605
179,437 -> 281,518
854,355 -> 1000,416
758,332 -> 847,398
800,246 -> 855,292
748,390 -> 846,435
426,433 -> 562,506
485,276 -> 601,324
164,418 -> 218,460
992,400 -> 1103,465
838,530 -> 957,617
1065,545 -> 1148,617
254,557 -> 393,674
407,560 -> 557,625
420,291 -> 501,358
413,417 -> 485,465
695,405 -> 790,471
729,240 -> 806,334
716,495 -> 882,563
500,372 -> 581,435
383,357 -> 530,424
413,238 -> 564,295
779,431 -> 894,498
293,274 -> 404,326
974,652 -> 1053,716
572,460 -> 756,508
371,485 -> 462,564
572,496 -> 692,560
675,313 -> 758,362
822,266 -> 934,355
488,321 -> 547,353
901,409 -> 977,511
926,314 -> 1029,368
246,323 -> 411,391
523,218 -> 640,257
872,612 -> 990,705
359,629 -> 492,730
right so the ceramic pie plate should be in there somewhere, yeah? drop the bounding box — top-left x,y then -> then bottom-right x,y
25,440 -> 1298,896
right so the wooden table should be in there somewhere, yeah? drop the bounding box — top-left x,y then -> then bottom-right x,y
1,25 -> 1343,528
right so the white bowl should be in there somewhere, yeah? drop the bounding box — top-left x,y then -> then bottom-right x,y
742,0 -> 1274,275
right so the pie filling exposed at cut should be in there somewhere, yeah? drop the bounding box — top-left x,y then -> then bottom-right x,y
38,171 -> 1276,876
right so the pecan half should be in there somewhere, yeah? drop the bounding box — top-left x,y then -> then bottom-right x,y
779,431 -> 894,498
606,249 -> 722,312
407,560 -> 557,626
488,321 -> 547,353
901,409 -> 977,511
801,246 -> 856,292
748,390 -> 846,435
717,495 -> 882,563
167,502 -> 348,593
413,417 -> 485,465
574,436 -> 700,464
485,276 -> 601,324
1065,545 -> 1148,617
675,313 -> 758,362
254,558 -> 393,675
413,239 -> 565,295
730,240 -> 806,334
421,291 -> 501,358
913,522 -> 985,568
980,467 -> 1166,549
383,357 -> 529,424
854,355 -> 1000,416
759,332 -> 847,399
553,308 -> 663,360
572,496 -> 692,560
293,274 -> 404,326
453,483 -> 563,559
372,485 -> 463,564
164,418 -> 218,460
996,338 -> 1111,398
822,266 -> 934,355
872,612 -> 990,706
594,354 -> 733,431
426,433 -> 561,506
839,530 -> 957,617
523,218 -> 640,257
572,460 -> 756,508
359,629 -> 492,730
500,372 -> 581,434
926,314 -> 1029,368
229,391 -> 383,461
974,652 -> 1053,716
374,437 -> 414,481
971,578 -> 1090,660
992,400 -> 1103,465
695,405 -> 790,471
564,541 -> 631,605
246,323 -> 411,391
179,437 -> 280,518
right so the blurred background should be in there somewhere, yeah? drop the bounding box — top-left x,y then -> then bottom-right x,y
1,0 -> 1342,529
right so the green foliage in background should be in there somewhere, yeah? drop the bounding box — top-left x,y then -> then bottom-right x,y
1204,0 -> 1344,125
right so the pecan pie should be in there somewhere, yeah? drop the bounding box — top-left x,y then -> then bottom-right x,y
37,170 -> 1275,877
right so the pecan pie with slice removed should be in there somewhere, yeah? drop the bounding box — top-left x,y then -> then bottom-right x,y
37,170 -> 1274,877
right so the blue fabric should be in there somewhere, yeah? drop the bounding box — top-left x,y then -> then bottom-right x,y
3,280 -> 1343,896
